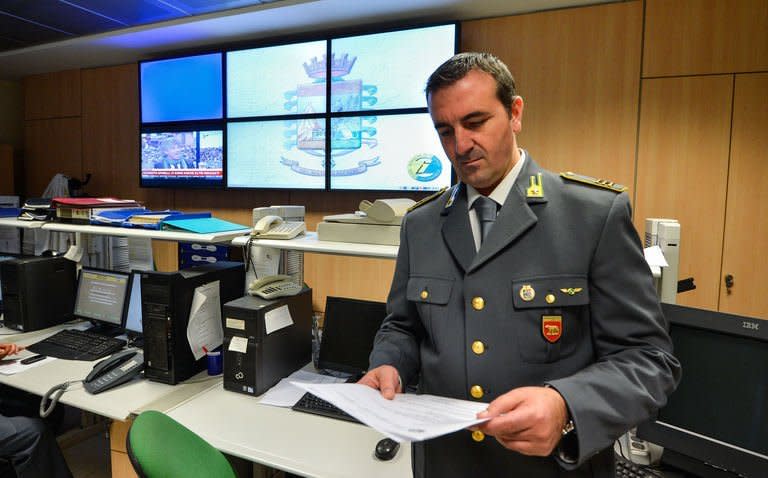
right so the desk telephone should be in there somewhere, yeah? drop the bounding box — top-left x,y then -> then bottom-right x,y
84,349 -> 144,394
248,274 -> 302,300
252,215 -> 305,239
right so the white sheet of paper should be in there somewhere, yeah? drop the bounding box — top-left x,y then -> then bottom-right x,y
128,237 -> 154,271
228,336 -> 248,354
644,245 -> 669,268
259,370 -> 347,407
293,382 -> 490,442
186,280 -> 223,360
0,353 -> 57,375
265,305 -> 293,335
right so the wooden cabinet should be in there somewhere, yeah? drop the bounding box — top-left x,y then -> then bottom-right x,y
719,74 -> 768,318
636,74 -> 768,318
643,0 -> 768,77
634,76 -> 732,311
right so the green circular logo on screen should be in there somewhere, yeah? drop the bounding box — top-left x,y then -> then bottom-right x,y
407,154 -> 443,182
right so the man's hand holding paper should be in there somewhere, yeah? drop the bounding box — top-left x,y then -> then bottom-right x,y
293,382 -> 490,443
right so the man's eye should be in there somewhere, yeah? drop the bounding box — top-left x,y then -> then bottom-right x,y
467,119 -> 487,129
437,129 -> 453,137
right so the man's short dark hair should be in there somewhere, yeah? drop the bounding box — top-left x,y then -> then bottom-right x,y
425,52 -> 517,116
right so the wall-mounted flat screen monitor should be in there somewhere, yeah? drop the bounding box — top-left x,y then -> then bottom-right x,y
330,24 -> 457,112
227,120 -> 325,190
329,112 -> 451,191
140,53 -> 223,123
227,40 -> 328,118
140,129 -> 224,188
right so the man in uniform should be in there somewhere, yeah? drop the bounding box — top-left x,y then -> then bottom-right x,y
359,52 -> 681,477
0,343 -> 73,478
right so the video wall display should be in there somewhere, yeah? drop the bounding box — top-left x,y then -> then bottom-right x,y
139,23 -> 457,190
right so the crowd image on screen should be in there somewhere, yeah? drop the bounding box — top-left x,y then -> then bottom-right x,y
141,133 -> 223,171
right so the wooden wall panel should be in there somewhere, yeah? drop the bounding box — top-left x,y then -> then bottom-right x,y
23,69 -> 81,120
462,1 -> 642,193
720,74 -> 768,319
304,254 -> 395,311
0,144 -> 13,194
23,118 -> 82,196
634,76 -> 733,311
644,0 -> 768,77
81,64 -> 171,208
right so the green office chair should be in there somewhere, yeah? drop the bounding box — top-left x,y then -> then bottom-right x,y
127,410 -> 236,478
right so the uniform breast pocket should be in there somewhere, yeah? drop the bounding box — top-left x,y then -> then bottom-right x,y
407,276 -> 453,335
511,275 -> 589,364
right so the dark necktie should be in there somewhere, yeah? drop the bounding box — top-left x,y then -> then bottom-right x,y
473,196 -> 498,244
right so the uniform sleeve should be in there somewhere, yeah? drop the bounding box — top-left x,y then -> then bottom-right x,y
547,192 -> 681,468
368,213 -> 425,387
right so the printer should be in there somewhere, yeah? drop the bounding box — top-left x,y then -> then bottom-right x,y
223,288 -> 312,396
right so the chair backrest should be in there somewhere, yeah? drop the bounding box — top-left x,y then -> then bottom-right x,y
127,410 -> 236,478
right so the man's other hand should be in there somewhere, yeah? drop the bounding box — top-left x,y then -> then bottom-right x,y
357,365 -> 401,399
0,343 -> 24,360
476,386 -> 568,456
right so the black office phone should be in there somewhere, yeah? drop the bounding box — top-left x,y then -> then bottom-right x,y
84,349 -> 144,394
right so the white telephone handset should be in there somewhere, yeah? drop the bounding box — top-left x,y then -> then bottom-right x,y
252,215 -> 305,239
247,274 -> 302,299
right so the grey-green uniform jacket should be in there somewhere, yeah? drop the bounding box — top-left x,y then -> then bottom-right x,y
369,155 -> 681,478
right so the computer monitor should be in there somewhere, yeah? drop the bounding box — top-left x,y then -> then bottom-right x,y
74,268 -> 131,335
637,303 -> 768,477
123,271 -> 143,335
317,296 -> 387,376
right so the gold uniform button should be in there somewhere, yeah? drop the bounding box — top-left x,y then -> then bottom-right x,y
420,290 -> 429,300
470,385 -> 484,399
472,297 -> 485,310
471,341 -> 485,355
545,293 -> 556,304
471,430 -> 485,442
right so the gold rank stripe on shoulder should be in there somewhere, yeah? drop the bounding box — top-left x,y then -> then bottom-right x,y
407,186 -> 449,212
560,171 -> 628,193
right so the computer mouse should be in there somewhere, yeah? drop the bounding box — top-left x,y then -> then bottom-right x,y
374,438 -> 400,461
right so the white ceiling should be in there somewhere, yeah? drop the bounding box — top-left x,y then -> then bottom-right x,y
0,0 -> 614,81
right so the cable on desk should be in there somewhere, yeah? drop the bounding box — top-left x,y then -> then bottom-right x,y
40,380 -> 82,418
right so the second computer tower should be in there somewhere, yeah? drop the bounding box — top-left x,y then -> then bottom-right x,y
223,288 -> 312,396
140,261 -> 245,385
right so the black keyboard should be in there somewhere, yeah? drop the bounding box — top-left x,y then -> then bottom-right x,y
615,454 -> 660,478
292,392 -> 361,424
27,329 -> 126,361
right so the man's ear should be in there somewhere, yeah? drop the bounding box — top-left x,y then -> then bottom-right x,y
510,96 -> 524,133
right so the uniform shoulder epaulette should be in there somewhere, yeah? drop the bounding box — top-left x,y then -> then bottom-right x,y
560,171 -> 628,193
407,186 -> 449,212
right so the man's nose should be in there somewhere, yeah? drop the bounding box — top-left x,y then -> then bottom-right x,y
454,128 -> 473,156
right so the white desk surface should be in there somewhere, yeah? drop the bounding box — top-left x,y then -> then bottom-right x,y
0,324 -> 220,421
166,384 -> 413,478
232,232 -> 398,259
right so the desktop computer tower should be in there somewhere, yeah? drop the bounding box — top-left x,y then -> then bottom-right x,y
0,256 -> 77,332
223,288 -> 312,396
141,261 -> 245,385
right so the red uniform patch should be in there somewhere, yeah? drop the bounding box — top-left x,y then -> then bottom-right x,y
542,315 -> 563,343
